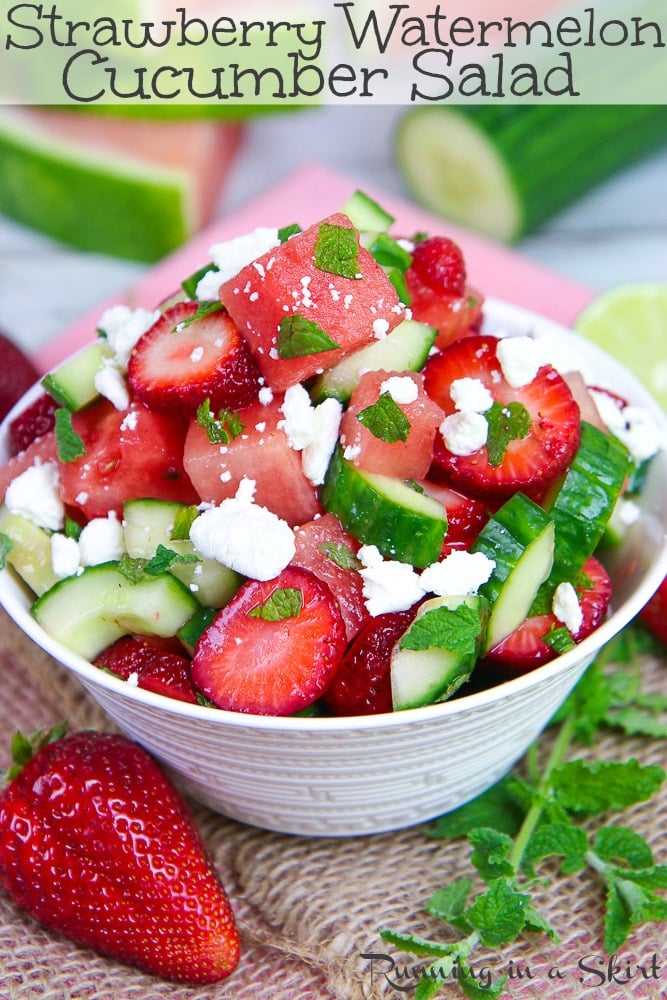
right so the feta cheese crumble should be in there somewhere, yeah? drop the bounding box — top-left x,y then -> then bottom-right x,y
279,384 -> 342,487
97,305 -> 159,370
420,550 -> 496,598
440,411 -> 488,456
189,479 -> 295,581
496,335 -> 545,388
78,513 -> 125,567
5,462 -> 64,531
94,359 -> 130,411
357,545 -> 425,616
450,377 -> 494,414
50,533 -> 81,578
198,227 -> 281,298
552,582 -> 583,635
380,375 -> 419,406
590,391 -> 665,464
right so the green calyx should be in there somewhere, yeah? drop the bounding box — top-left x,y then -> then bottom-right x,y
6,722 -> 68,783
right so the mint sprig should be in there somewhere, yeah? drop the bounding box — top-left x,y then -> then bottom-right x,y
378,623 -> 667,998
196,399 -> 244,445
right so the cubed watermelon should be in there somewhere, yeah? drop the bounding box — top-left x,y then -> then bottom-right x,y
183,397 -> 321,526
339,370 -> 444,481
219,213 -> 405,391
292,513 -> 370,642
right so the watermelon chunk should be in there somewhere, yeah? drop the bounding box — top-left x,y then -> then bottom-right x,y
339,370 -> 445,480
183,397 -> 321,526
219,213 -> 405,391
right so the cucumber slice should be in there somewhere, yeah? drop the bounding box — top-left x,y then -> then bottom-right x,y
391,594 -> 488,711
394,105 -> 667,242
31,562 -> 199,661
470,493 -> 555,652
42,340 -> 113,411
0,505 -> 59,597
123,498 -> 242,608
321,447 -> 447,568
340,189 -> 394,233
542,421 -> 630,587
309,318 -> 436,404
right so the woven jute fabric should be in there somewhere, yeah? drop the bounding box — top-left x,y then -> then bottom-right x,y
0,605 -> 665,1000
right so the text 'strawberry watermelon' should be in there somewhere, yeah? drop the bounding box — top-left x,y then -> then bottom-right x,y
128,300 -> 261,415
219,213 -> 405,390
0,728 -> 240,983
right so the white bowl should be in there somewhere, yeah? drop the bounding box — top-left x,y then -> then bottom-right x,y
1,299 -> 666,837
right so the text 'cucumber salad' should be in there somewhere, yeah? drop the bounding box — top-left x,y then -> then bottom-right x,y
0,191 -> 664,717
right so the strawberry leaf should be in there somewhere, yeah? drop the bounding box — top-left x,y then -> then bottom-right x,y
484,402 -> 531,467
277,315 -> 340,359
314,221 -> 360,279
357,392 -> 411,443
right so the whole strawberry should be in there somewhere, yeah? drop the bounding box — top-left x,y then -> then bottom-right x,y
0,726 -> 240,984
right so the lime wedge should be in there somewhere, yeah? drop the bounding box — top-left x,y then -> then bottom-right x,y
574,284 -> 667,412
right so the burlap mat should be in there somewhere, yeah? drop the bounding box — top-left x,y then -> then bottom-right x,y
0,605 -> 665,1000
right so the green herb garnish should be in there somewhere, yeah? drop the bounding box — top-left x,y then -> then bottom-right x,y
178,300 -> 224,329
484,401 -> 531,467
319,541 -> 360,571
313,221 -> 360,279
399,604 -> 484,656
276,315 -> 340,359
248,587 -> 303,622
356,392 -> 411,444
54,408 -> 85,463
196,399 -> 244,445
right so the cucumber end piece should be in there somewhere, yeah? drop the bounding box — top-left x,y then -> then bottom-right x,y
394,107 -> 523,243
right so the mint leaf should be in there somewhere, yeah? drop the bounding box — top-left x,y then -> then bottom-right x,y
425,878 -> 473,933
144,544 -> 200,576
278,222 -> 301,242
522,902 -> 558,941
117,554 -> 147,583
458,961 -> 507,1000
368,232 -> 413,272
196,399 -> 244,445
524,821 -> 588,875
594,826 -> 654,870
178,300 -> 224,328
552,759 -> 664,815
318,541 -> 360,571
277,315 -> 340,359
248,587 -> 303,622
469,828 -> 514,882
313,221 -> 360,279
64,516 -> 82,540
425,775 -> 528,840
0,532 -> 13,570
378,928 -> 458,959
181,262 -> 217,299
466,878 -> 530,947
605,705 -> 667,739
400,603 -> 484,656
484,402 -> 531,467
356,392 -> 411,444
604,877 -> 667,953
170,505 -> 199,541
54,407 -> 85,463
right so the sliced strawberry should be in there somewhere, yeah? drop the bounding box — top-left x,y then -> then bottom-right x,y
639,575 -> 667,647
420,480 -> 492,556
424,334 -> 581,500
192,566 -> 346,716
0,333 -> 39,421
128,301 -> 260,415
408,236 -> 467,296
8,393 -> 58,456
323,609 -> 417,716
95,635 -> 200,705
484,556 -> 612,674
291,513 -> 370,642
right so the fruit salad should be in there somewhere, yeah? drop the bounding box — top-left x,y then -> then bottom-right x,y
0,191 -> 663,717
